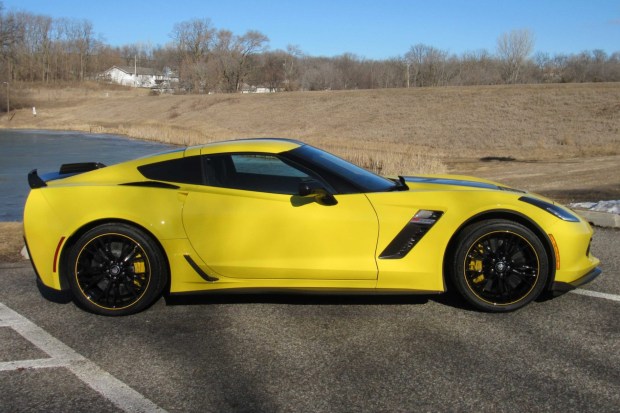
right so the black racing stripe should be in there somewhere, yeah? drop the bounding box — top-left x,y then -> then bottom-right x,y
404,176 -> 500,189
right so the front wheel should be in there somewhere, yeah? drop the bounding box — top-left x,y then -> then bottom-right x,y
449,219 -> 549,312
66,223 -> 168,316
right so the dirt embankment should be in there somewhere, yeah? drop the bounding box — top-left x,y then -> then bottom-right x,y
0,222 -> 23,263
4,82 -> 620,179
448,155 -> 620,203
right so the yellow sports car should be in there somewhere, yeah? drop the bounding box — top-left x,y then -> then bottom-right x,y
24,139 -> 600,316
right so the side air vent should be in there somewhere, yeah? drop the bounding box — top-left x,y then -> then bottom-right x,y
379,210 -> 443,259
184,255 -> 219,282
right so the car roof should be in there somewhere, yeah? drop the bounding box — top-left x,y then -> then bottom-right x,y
184,138 -> 304,157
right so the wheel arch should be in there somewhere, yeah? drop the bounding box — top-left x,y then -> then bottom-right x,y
58,218 -> 171,292
442,209 -> 557,292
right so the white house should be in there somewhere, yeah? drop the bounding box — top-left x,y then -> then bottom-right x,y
98,66 -> 178,89
240,83 -> 280,93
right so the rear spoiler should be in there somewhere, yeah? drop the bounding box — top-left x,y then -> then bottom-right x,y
28,162 -> 106,189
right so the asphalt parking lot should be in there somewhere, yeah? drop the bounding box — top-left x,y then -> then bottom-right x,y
1,228 -> 618,413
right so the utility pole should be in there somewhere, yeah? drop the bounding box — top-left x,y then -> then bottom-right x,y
134,55 -> 138,87
2,82 -> 8,113
406,62 -> 410,88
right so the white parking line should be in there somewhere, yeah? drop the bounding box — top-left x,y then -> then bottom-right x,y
570,289 -> 620,302
0,302 -> 168,413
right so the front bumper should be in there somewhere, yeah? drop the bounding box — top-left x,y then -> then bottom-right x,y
551,267 -> 602,294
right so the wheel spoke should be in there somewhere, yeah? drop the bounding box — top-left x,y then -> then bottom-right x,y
496,277 -> 507,296
122,277 -> 139,298
506,273 -> 525,290
482,278 -> 494,292
100,279 -> 113,304
82,274 -> 107,291
96,238 -> 115,261
121,245 -> 138,264
113,282 -> 122,307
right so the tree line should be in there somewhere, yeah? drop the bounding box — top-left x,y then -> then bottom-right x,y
1,4 -> 619,95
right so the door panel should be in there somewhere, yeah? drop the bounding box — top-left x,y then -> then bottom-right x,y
182,187 -> 379,280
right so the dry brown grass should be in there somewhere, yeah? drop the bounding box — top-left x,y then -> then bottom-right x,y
0,222 -> 24,263
6,82 -> 619,175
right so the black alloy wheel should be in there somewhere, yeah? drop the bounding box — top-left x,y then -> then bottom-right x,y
450,219 -> 549,312
67,223 -> 167,316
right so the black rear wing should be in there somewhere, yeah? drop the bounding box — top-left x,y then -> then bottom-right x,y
28,162 -> 106,189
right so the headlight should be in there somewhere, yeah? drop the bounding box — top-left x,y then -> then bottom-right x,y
519,196 -> 580,222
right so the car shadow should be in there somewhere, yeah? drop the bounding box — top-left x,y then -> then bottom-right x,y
164,290 -> 486,312
428,291 -> 474,311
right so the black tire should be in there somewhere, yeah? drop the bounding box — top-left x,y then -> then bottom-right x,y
67,223 -> 168,316
449,219 -> 549,312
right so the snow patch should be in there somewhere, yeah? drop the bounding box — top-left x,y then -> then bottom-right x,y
20,246 -> 30,260
570,200 -> 620,215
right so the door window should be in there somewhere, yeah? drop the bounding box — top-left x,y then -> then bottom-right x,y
204,153 -> 319,194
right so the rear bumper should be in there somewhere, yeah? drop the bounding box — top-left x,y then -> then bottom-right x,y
24,237 -> 43,283
551,267 -> 602,294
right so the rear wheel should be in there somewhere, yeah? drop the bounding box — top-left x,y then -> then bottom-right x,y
450,219 -> 549,312
67,223 -> 167,316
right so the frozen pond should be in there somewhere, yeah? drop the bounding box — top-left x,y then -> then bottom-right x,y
0,129 -> 176,221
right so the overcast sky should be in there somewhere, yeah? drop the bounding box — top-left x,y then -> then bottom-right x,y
4,0 -> 619,58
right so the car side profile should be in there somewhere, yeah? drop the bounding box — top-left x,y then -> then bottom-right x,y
24,138 -> 601,315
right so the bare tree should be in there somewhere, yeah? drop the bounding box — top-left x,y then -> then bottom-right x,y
0,3 -> 18,54
404,44 -> 449,87
455,49 -> 501,85
3,5 -> 620,92
172,18 -> 215,60
65,19 -> 94,81
497,29 -> 534,84
254,51 -> 287,91
299,56 -> 337,90
171,18 -> 216,92
119,42 -> 153,66
283,44 -> 302,90
0,6 -> 22,83
380,58 -> 407,88
334,53 -> 364,89
214,29 -> 268,92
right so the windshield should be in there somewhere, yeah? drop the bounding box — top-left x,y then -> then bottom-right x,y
283,145 -> 398,193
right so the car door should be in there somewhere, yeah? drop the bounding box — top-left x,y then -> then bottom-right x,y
182,152 -> 379,280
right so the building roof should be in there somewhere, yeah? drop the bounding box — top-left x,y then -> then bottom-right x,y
111,66 -> 164,76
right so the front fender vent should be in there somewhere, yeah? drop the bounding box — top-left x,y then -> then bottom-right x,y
379,210 -> 443,259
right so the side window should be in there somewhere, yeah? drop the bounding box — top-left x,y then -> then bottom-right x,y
232,154 -> 308,178
138,156 -> 203,185
203,153 -> 314,194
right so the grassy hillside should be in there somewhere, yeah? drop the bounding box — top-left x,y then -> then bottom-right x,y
5,82 -> 619,176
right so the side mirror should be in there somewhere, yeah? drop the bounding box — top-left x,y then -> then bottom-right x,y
298,182 -> 338,205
